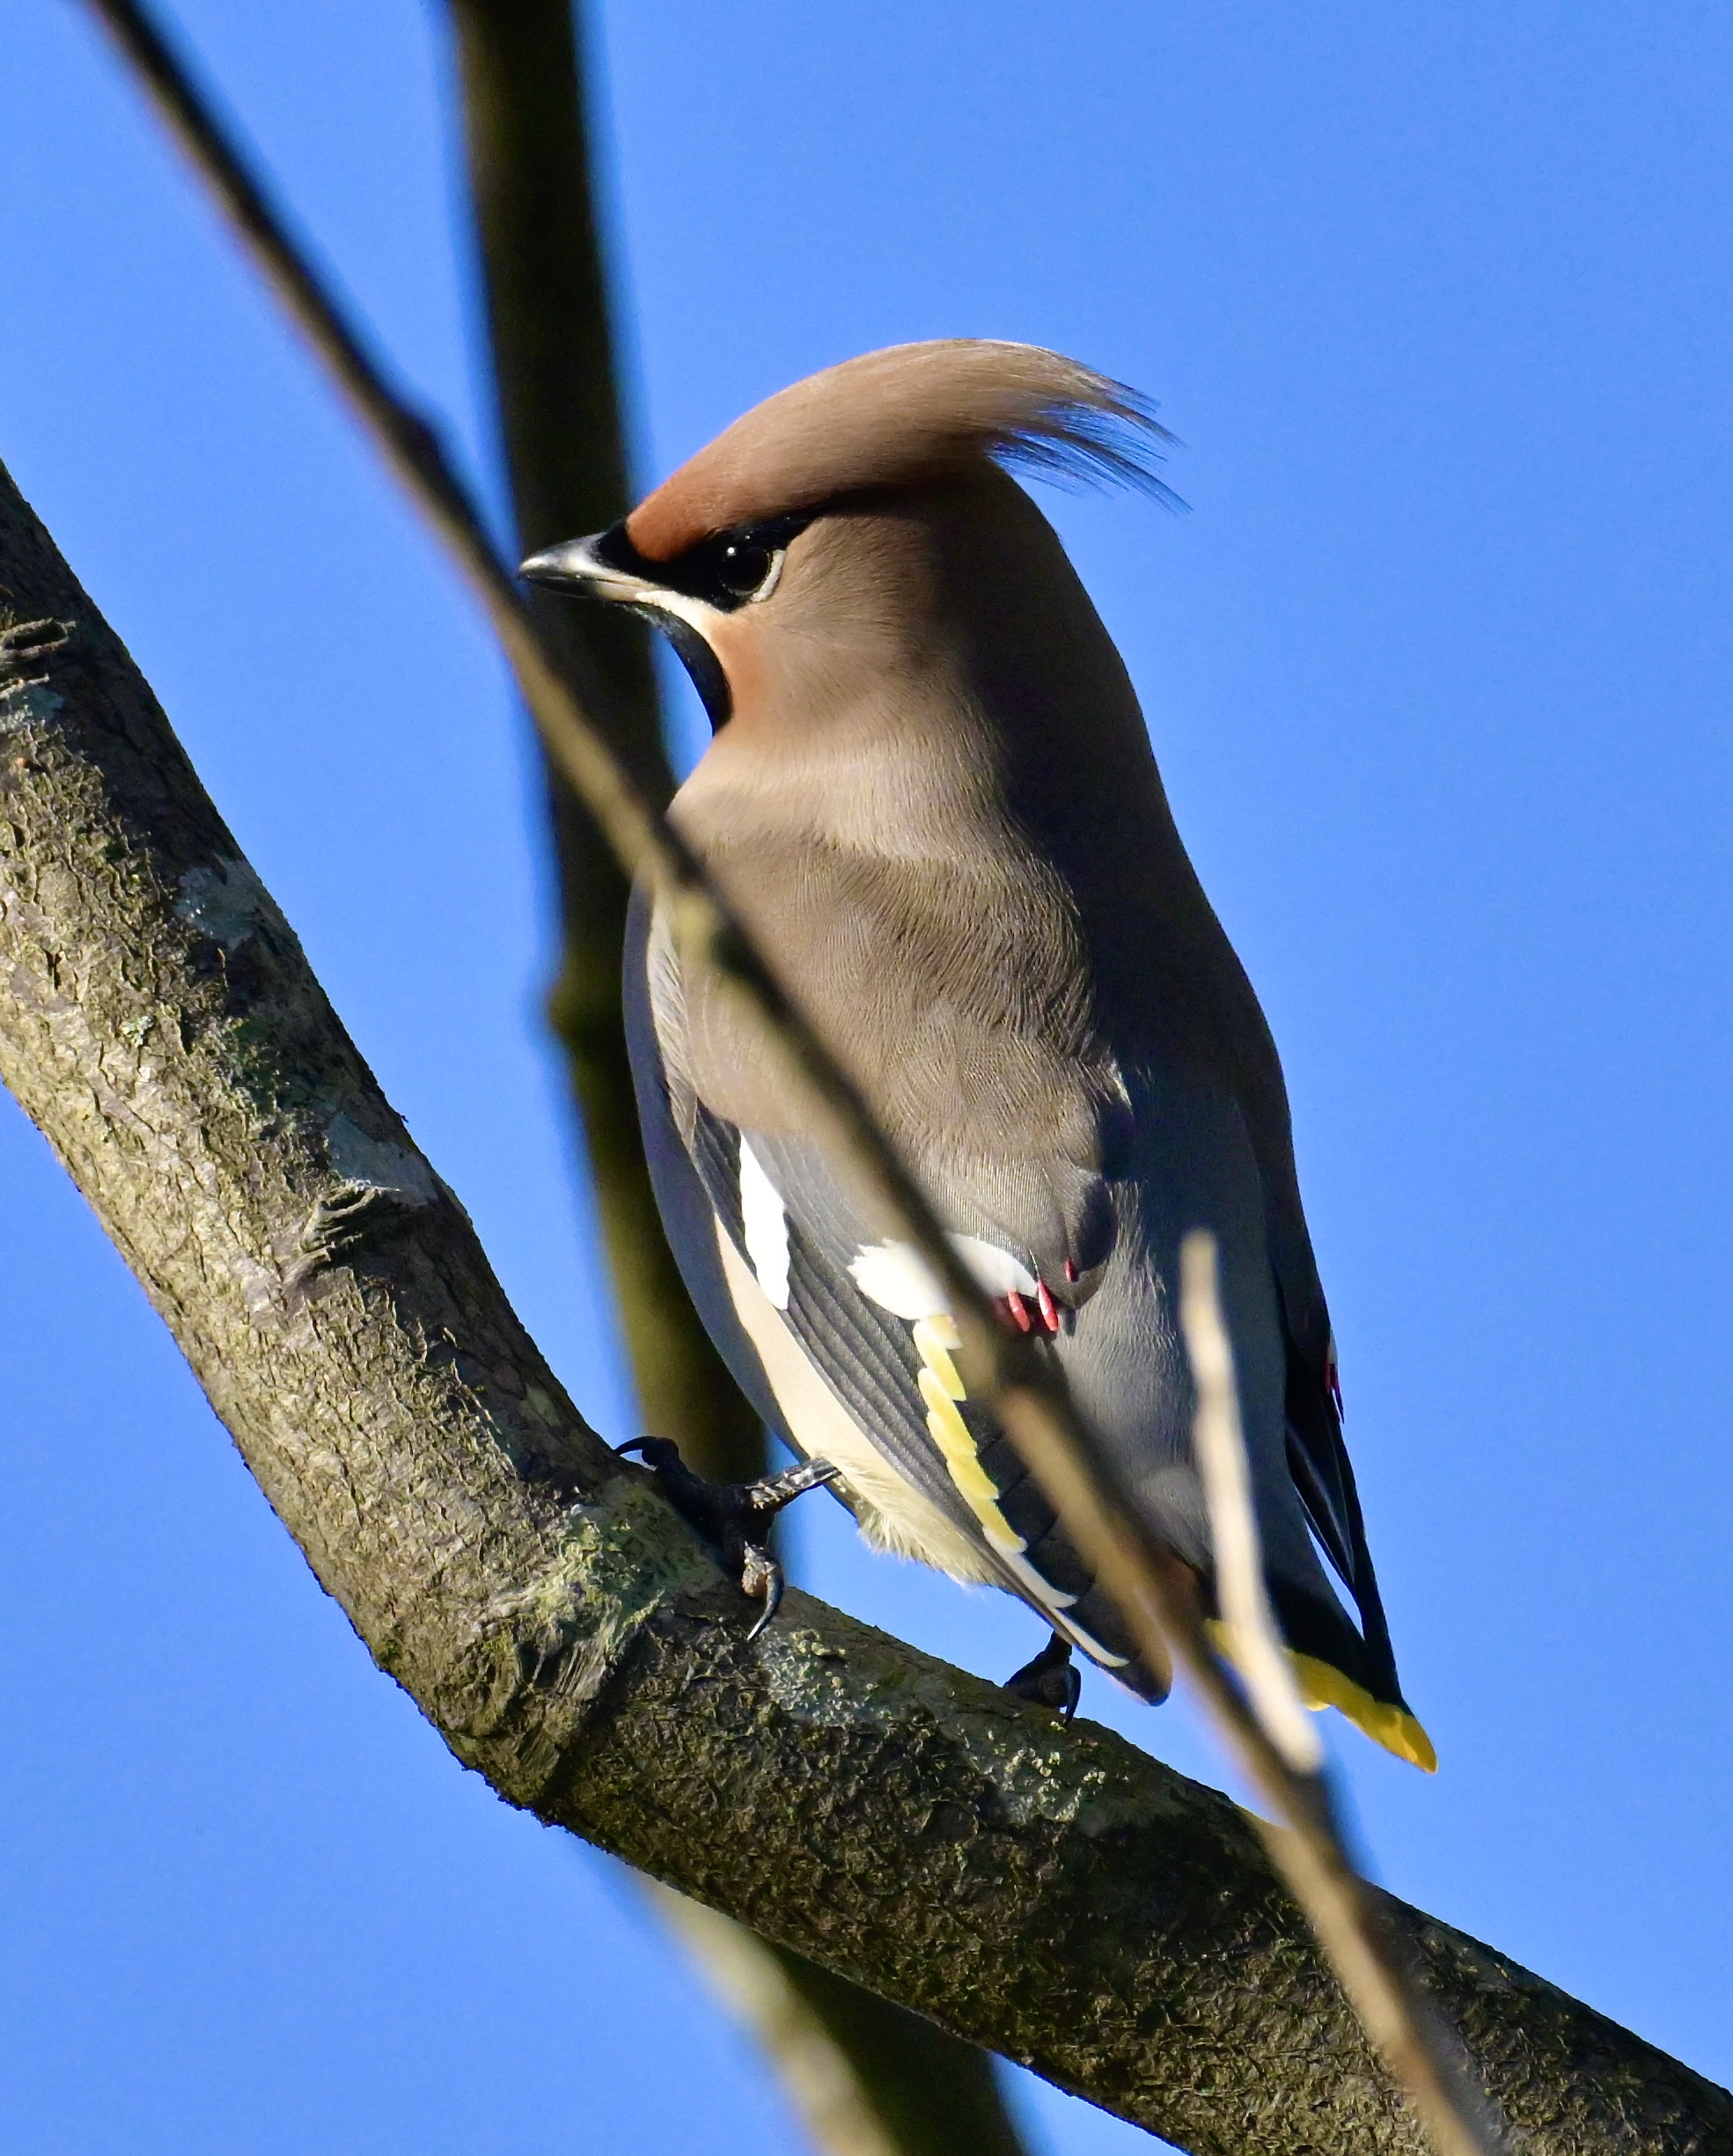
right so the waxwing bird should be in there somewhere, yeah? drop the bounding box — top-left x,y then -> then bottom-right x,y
523,340 -> 1434,1770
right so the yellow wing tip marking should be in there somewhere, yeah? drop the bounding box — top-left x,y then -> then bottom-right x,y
917,1364 -> 966,1435
905,1314 -> 1433,1764
912,1318 -> 966,1400
913,1320 -> 1095,1626
920,1384 -> 1000,1505
1207,1622 -> 1437,1772
918,1374 -> 1024,1546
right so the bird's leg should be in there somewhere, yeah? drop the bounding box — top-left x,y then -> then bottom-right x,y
1003,1630 -> 1081,1721
615,1437 -> 840,1642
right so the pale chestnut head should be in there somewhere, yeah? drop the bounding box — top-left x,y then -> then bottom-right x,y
519,339 -> 1174,741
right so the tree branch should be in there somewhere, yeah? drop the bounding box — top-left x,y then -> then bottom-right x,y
648,1882 -> 1031,2156
0,460 -> 1725,2155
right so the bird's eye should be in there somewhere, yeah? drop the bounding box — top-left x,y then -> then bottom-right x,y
661,517 -> 804,610
716,538 -> 776,598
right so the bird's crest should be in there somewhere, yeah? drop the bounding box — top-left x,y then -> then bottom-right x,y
626,340 -> 1178,561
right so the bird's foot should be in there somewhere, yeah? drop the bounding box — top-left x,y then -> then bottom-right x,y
1003,1630 -> 1081,1721
616,1437 -> 839,1641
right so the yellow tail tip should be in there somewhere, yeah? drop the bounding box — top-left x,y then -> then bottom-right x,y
1289,1652 -> 1438,1773
1205,1623 -> 1438,1771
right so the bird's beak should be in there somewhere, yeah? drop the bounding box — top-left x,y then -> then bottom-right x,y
519,532 -> 646,604
522,525 -> 735,732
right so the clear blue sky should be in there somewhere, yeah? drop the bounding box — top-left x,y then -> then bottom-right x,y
4,4 -> 1729,2151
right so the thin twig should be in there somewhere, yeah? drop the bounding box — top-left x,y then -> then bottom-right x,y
443,10 -> 1032,2148
78,4 -> 1502,2147
1181,1230 -> 1323,1774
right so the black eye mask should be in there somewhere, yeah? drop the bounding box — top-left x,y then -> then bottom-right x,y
593,514 -> 809,613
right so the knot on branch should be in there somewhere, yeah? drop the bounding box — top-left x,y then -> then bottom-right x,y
288,1183 -> 415,1292
286,1112 -> 444,1299
0,617 -> 72,737
0,616 -> 72,671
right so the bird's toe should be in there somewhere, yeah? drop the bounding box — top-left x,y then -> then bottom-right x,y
616,1438 -> 838,1639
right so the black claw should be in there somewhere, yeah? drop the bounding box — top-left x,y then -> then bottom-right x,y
617,1437 -> 838,1639
1004,1630 -> 1080,1721
742,1550 -> 784,1643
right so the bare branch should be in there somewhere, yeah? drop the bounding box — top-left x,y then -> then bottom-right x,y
438,1 -> 1029,2139
0,454 -> 1726,2152
1181,1231 -> 1324,1777
443,0 -> 764,1489
648,1883 -> 1031,2156
1179,1233 -> 1505,2151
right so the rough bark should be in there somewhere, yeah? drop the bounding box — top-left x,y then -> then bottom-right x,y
1,461 -> 1727,2155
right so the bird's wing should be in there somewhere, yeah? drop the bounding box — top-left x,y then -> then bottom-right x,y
622,887 -> 793,1449
629,882 -> 1429,1762
624,882 -> 1166,1696
1279,1301 -> 1404,1704
1176,906 -> 1415,1735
